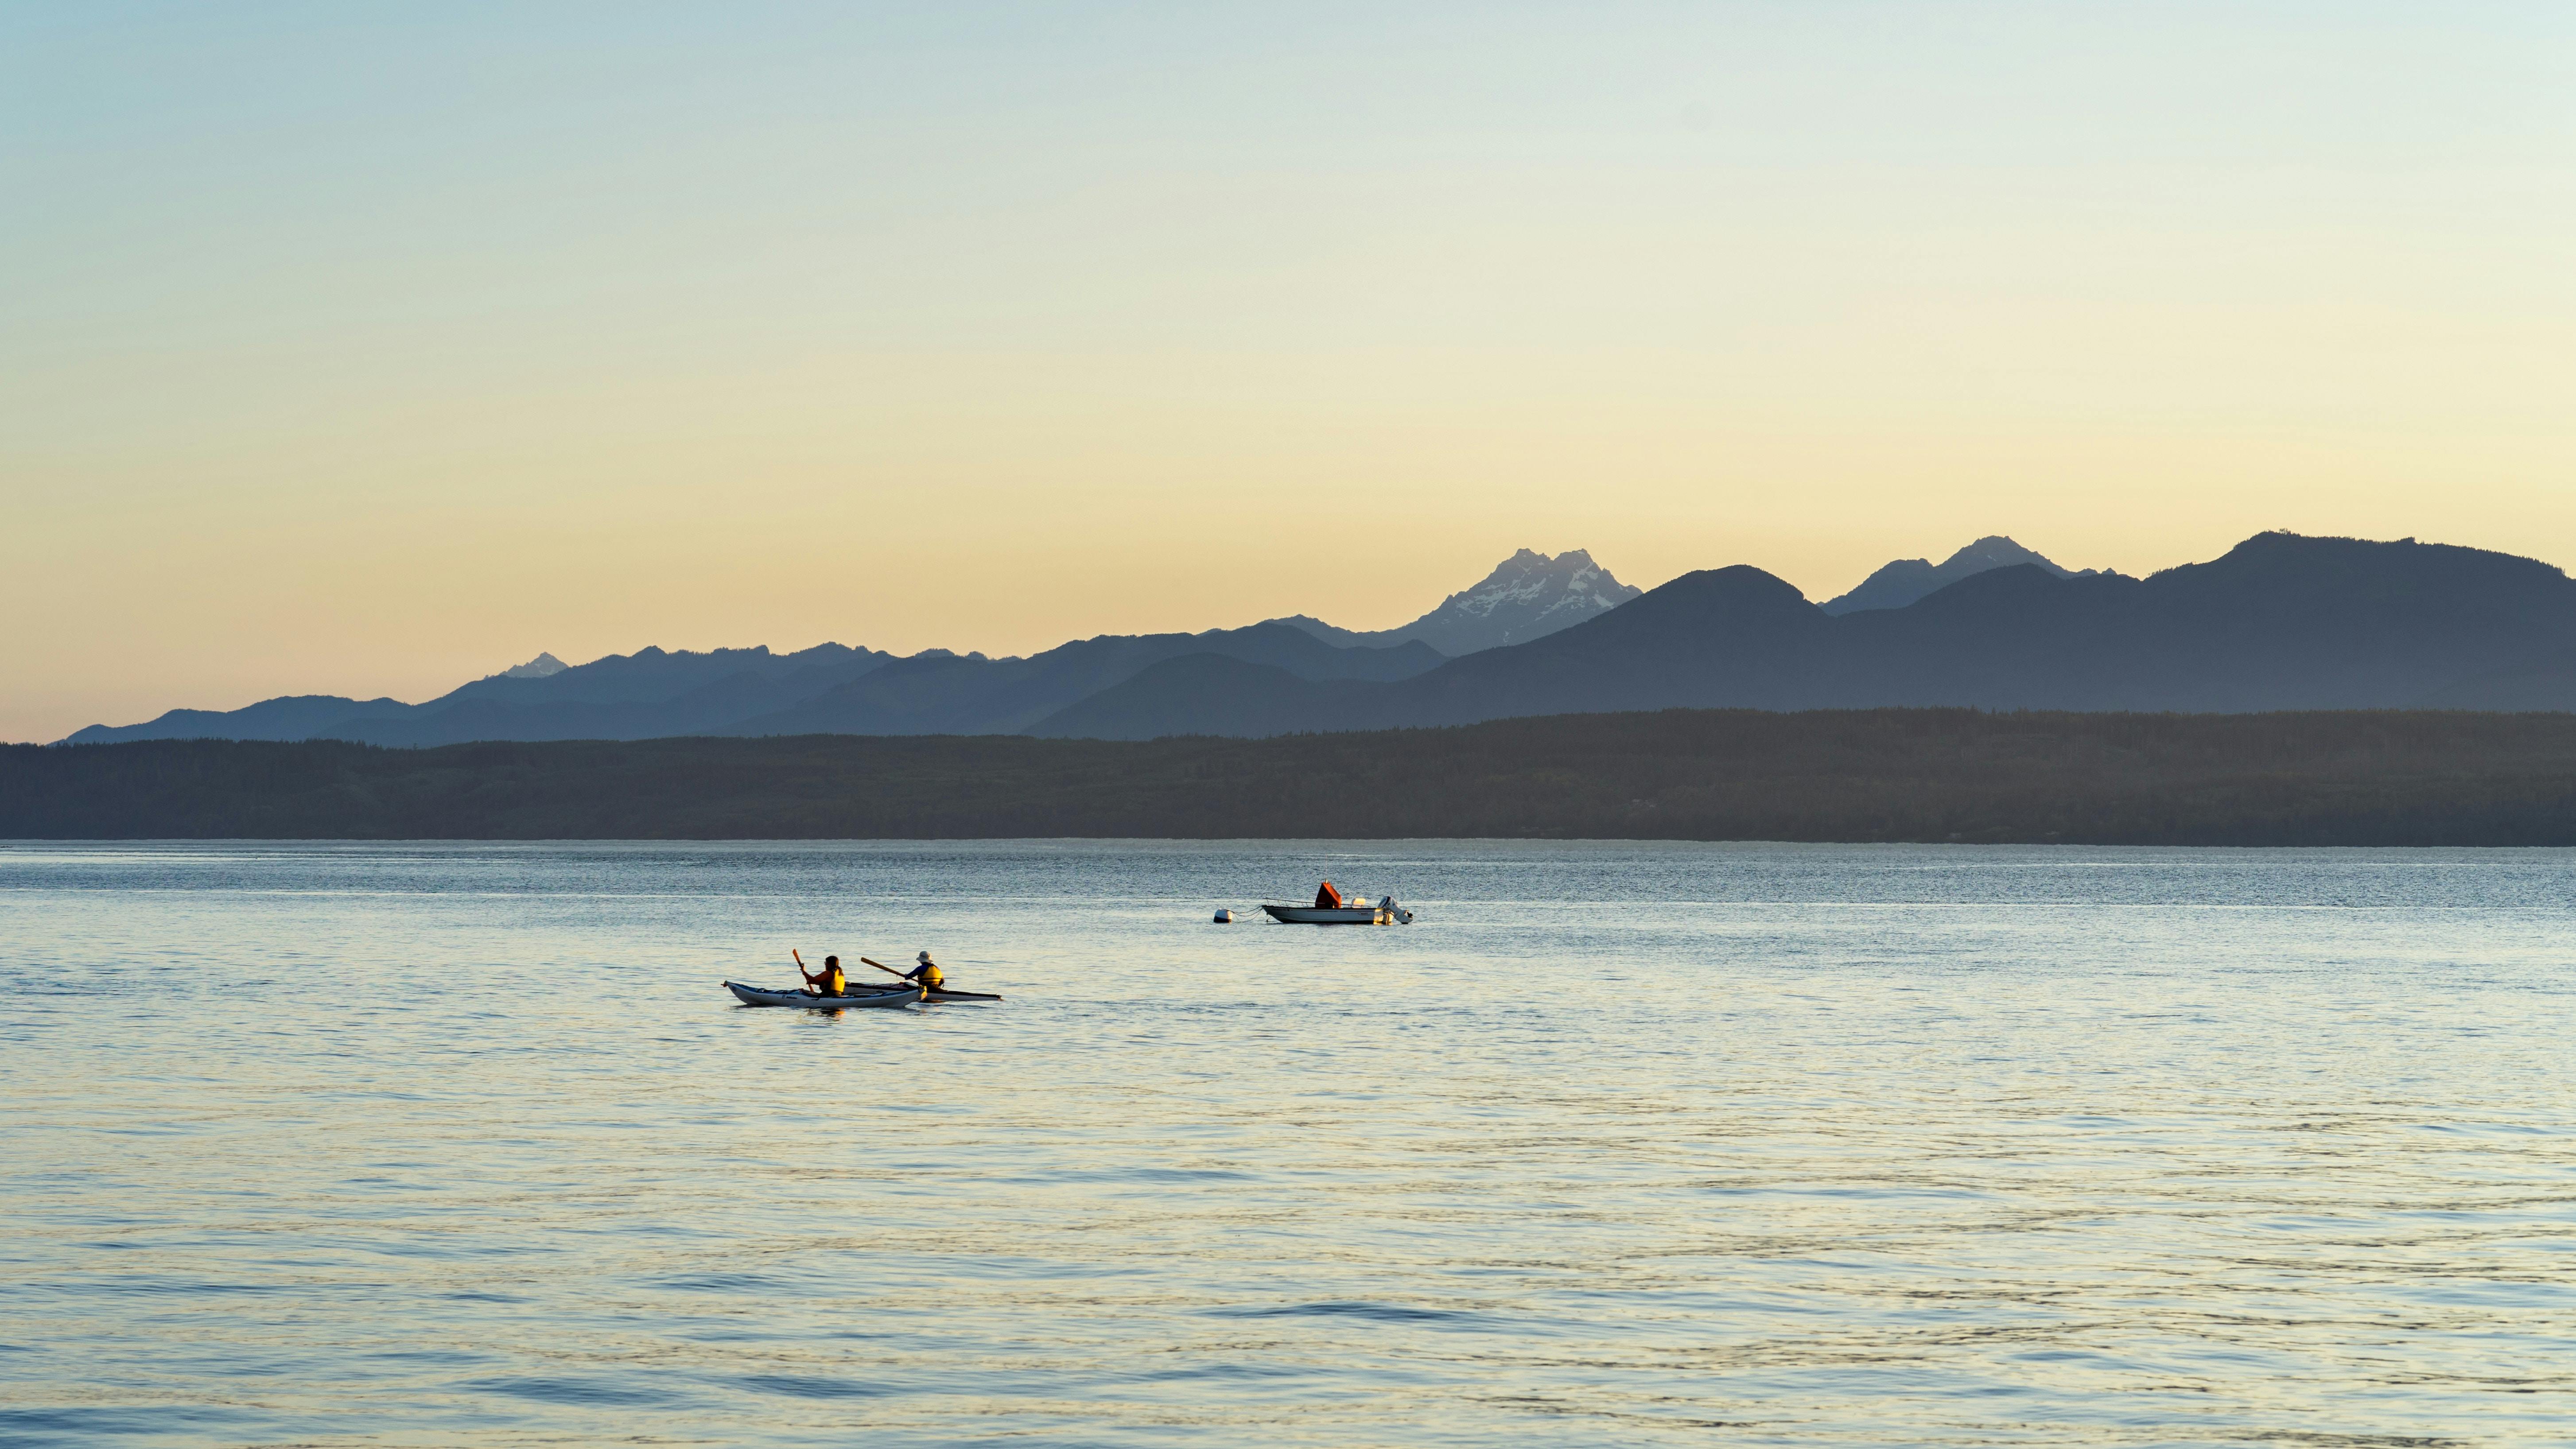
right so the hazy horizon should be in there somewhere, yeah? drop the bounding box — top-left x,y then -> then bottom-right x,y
8,3 -> 2572,742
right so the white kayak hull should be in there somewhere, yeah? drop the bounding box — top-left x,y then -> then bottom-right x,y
725,981 -> 922,1009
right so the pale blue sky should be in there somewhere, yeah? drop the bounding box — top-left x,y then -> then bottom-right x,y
5,3 -> 2571,738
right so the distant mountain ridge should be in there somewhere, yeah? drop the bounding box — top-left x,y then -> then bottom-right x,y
1820,535 -> 2108,614
61,626 -> 1444,748
1271,548 -> 1641,656
1031,533 -> 2576,738
65,643 -> 901,748
54,549 -> 1580,746
704,624 -> 1440,738
55,534 -> 2576,749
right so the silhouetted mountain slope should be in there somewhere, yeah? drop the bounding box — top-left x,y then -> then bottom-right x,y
65,643 -> 901,747
331,643 -> 899,745
1039,534 -> 2576,738
62,694 -> 417,745
1042,567 -> 1831,737
429,643 -> 889,710
1821,535 -> 2104,614
1830,532 -> 2576,712
726,623 -> 1441,737
56,626 -> 1441,747
1272,548 -> 1640,655
1028,655 -> 1399,739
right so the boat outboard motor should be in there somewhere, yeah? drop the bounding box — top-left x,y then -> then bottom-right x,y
1379,895 -> 1414,925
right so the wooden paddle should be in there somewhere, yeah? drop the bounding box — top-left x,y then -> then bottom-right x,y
853,957 -> 939,1004
862,955 -> 988,999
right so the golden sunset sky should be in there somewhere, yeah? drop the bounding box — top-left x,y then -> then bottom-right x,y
5,3 -> 2571,741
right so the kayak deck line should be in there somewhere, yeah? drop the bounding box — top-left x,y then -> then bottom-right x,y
843,983 -> 1004,1002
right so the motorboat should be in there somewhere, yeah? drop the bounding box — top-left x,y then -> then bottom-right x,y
1260,895 -> 1414,925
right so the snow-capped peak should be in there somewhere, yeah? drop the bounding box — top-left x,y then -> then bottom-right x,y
501,652 -> 569,679
1272,548 -> 1644,657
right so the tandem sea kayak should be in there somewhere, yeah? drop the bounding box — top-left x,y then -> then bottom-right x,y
724,981 -> 1005,1007
725,981 -> 921,1009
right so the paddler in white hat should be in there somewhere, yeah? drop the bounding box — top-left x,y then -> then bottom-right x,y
899,951 -> 946,994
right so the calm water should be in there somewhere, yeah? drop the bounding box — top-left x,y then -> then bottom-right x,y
2,840 -> 2571,1447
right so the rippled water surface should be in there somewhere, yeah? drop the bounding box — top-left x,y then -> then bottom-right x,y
3,840 -> 2571,1446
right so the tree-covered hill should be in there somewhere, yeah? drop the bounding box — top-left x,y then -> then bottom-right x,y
9,708 -> 2576,845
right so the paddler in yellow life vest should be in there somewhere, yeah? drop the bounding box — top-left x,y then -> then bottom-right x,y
901,951 -> 945,995
800,954 -> 848,998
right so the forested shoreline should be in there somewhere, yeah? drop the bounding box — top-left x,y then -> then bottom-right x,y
7,708 -> 2576,845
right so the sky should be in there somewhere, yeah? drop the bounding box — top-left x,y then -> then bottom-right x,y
4,1 -> 2571,742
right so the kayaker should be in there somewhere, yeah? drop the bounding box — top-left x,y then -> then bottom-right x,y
1313,880 -> 1344,909
902,951 -> 945,994
800,954 -> 849,997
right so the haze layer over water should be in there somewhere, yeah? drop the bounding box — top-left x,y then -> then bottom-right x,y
3,841 -> 2569,1445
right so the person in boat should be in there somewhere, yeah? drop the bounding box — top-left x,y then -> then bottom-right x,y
800,954 -> 848,997
1313,880 -> 1344,909
901,951 -> 945,994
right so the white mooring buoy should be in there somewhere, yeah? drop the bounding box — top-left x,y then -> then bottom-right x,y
1213,908 -> 1235,924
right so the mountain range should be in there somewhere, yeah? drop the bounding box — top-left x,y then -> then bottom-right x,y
59,532 -> 2576,747
62,548 -> 1627,746
1040,533 -> 2576,738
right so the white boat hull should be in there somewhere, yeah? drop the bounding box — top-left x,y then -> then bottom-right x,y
1260,903 -> 1413,925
